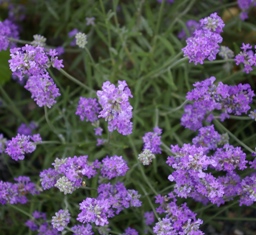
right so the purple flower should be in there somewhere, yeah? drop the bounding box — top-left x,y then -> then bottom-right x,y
0,176 -> 38,205
235,43 -> 256,73
24,73 -> 60,108
181,76 -> 255,130
0,19 -> 19,51
240,173 -> 256,206
144,211 -> 155,225
40,168 -> 59,190
122,227 -> 139,235
25,211 -> 60,235
68,28 -> 79,46
5,133 -> 42,161
71,224 -> 93,235
153,198 -> 204,235
76,97 -> 100,122
237,0 -> 256,20
9,44 -> 63,81
97,182 -> 142,215
51,209 -> 70,231
77,198 -> 111,226
100,155 -> 129,179
17,122 -> 37,136
143,127 -> 162,154
182,13 -> 224,64
97,80 -> 133,135
157,0 -> 174,3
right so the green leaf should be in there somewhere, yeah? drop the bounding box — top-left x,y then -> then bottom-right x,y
0,50 -> 11,86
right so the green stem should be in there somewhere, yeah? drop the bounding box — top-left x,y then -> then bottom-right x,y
0,86 -> 27,123
9,204 -> 32,218
213,119 -> 254,153
59,69 -> 94,92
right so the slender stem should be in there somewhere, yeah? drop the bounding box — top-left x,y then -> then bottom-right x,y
9,204 -> 32,218
204,59 -> 234,64
214,115 -> 251,120
59,69 -> 94,92
213,119 -> 254,153
160,100 -> 188,115
0,86 -> 27,123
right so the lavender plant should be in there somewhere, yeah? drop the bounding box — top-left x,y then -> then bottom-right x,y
0,0 -> 256,234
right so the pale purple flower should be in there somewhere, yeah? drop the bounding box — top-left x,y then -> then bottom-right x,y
5,133 -> 41,161
182,13 -> 224,64
76,97 -> 100,122
97,80 -> 133,135
68,28 -> 79,46
51,209 -> 70,231
0,19 -> 19,51
100,155 -> 129,179
86,17 -> 95,26
17,122 -> 37,136
144,211 -> 155,225
71,224 -> 93,235
122,227 -> 139,235
178,20 -> 200,40
77,198 -> 111,226
235,43 -> 256,73
143,127 -> 162,154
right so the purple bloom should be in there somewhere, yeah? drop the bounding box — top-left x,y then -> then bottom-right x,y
153,198 -> 204,235
100,155 -> 129,179
143,127 -> 162,154
157,0 -> 174,3
181,76 -> 255,130
237,0 -> 256,20
76,97 -> 100,122
77,198 -> 111,226
97,182 -> 142,215
26,211 -> 60,235
40,156 -> 99,194
235,43 -> 256,73
0,176 -> 38,205
240,173 -> 256,206
51,209 -> 70,231
71,224 -> 93,235
5,133 -> 42,161
17,122 -> 37,136
122,227 -> 139,235
40,168 -> 59,190
97,80 -> 133,135
9,44 -> 63,81
182,13 -> 224,64
68,28 -> 79,46
0,19 -> 19,51
94,127 -> 103,136
144,211 -> 155,225
24,73 -> 60,108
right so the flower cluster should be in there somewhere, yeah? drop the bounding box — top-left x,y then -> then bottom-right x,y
25,211 -> 60,235
71,224 -> 93,235
166,125 -> 253,206
237,0 -> 256,20
17,122 -> 37,136
76,97 -> 100,122
235,43 -> 256,73
51,209 -> 70,231
9,43 -> 63,107
153,196 -> 204,235
100,155 -> 129,179
181,76 -> 255,130
143,127 -> 162,154
40,156 -> 100,194
68,28 -> 79,46
182,12 -> 225,64
0,176 -> 38,205
5,133 -> 42,161
138,149 -> 156,165
75,32 -> 87,48
77,182 -> 141,226
97,80 -> 133,135
122,227 -> 139,235
0,19 -> 19,51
